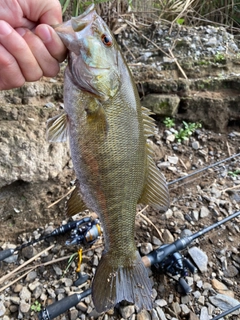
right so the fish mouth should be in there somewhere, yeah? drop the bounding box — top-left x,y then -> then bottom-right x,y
71,4 -> 96,32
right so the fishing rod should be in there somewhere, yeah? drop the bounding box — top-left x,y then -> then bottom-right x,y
168,152 -> 240,186
0,217 -> 101,262
38,210 -> 240,320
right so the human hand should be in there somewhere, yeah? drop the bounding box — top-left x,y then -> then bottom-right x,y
0,0 -> 67,90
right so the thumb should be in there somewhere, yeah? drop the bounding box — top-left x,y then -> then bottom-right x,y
35,24 -> 67,63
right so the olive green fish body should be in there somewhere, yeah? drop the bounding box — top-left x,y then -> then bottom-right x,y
49,4 -> 169,312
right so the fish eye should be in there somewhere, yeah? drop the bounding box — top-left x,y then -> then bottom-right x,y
101,34 -> 112,47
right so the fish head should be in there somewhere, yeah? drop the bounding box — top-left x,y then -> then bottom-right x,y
55,4 -> 121,100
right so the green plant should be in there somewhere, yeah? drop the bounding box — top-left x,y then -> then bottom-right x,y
31,301 -> 41,312
175,121 -> 202,142
163,117 -> 175,128
214,52 -> 225,63
228,169 -> 240,177
63,252 -> 78,276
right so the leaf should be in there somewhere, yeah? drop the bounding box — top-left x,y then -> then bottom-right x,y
176,18 -> 185,25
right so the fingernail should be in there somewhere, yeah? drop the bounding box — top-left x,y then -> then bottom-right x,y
16,28 -> 27,37
37,25 -> 52,43
0,21 -> 12,36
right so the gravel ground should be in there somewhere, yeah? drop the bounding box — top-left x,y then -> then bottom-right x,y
0,123 -> 240,320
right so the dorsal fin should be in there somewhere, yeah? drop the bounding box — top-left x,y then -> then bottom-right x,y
46,112 -> 69,142
67,181 -> 88,216
139,107 -> 170,211
142,106 -> 156,138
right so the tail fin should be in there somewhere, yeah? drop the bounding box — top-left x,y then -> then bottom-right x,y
92,251 -> 152,313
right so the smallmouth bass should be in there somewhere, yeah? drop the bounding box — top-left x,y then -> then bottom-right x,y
48,4 -> 169,313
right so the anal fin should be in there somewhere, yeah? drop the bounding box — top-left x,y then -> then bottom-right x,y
139,152 -> 170,212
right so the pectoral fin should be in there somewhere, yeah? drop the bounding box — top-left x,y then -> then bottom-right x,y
46,112 -> 69,142
67,181 -> 88,216
85,99 -> 108,135
139,144 -> 170,212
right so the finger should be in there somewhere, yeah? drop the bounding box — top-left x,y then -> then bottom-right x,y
35,24 -> 67,63
0,20 -> 43,82
0,44 -> 25,90
16,27 -> 60,77
18,0 -> 63,25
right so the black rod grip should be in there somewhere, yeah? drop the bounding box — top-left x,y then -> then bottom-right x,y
39,288 -> 91,320
0,248 -> 15,261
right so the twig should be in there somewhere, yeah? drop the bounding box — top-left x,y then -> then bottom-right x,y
124,19 -> 171,58
137,205 -> 164,242
226,140 -> 232,157
0,244 -> 54,286
0,244 -> 103,293
168,48 -> 188,80
0,268 -> 35,293
48,186 -> 76,208
179,158 -> 188,170
222,185 -> 240,193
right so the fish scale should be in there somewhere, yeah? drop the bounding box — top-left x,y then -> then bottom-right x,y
48,4 -> 169,313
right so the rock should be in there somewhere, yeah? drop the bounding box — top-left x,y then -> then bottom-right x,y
69,308 -> 78,320
53,265 -> 63,276
198,295 -> 205,305
22,246 -> 37,260
0,102 -> 69,189
33,286 -> 44,300
142,94 -> 180,116
212,279 -> 234,297
172,302 -> 181,315
180,304 -> 190,315
0,301 -> 6,316
189,311 -> 200,320
140,243 -> 153,255
167,156 -> 178,164
152,236 -> 162,246
151,309 -> 159,320
19,301 -> 30,313
199,307 -> 209,320
156,307 -> 167,320
188,246 -> 208,272
209,294 -> 240,315
25,270 -> 38,282
9,296 -> 20,305
137,309 -> 151,320
223,265 -> 239,278
173,211 -> 184,220
163,229 -> 174,243
191,210 -> 199,221
120,305 -> 135,318
166,134 -> 176,142
13,284 -> 23,293
200,206 -> 210,218
76,301 -> 88,312
155,299 -> 167,307
192,141 -> 200,150
19,287 -> 31,302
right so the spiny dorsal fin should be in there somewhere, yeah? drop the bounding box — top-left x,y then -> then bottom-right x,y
141,106 -> 156,138
67,181 -> 88,216
46,112 -> 69,142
